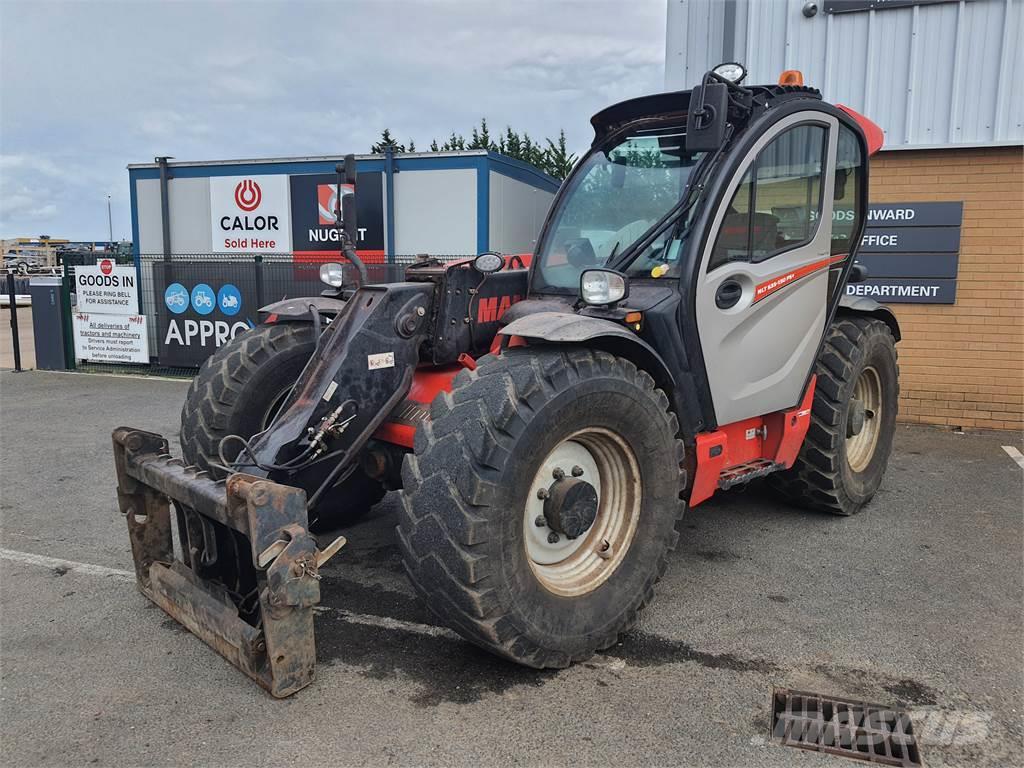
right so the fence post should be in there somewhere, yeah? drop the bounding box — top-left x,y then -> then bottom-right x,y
254,254 -> 265,307
5,272 -> 23,372
60,272 -> 76,370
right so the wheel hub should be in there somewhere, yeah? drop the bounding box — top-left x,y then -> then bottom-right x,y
543,477 -> 598,539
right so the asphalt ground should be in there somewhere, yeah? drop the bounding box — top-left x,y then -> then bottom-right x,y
1,370 -> 1021,767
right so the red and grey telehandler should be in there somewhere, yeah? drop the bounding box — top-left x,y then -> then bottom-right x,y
112,63 -> 898,696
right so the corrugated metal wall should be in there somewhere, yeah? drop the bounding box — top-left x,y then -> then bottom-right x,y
665,0 -> 1023,149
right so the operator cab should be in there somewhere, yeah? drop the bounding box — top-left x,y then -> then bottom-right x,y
511,65 -> 881,434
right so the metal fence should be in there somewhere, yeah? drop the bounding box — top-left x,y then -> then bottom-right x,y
66,252 -> 473,377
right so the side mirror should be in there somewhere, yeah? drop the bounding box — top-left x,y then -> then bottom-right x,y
686,81 -> 728,153
341,192 -> 358,243
849,261 -> 869,283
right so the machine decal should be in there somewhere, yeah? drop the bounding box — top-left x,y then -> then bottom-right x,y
368,352 -> 396,370
752,255 -> 846,304
476,294 -> 523,323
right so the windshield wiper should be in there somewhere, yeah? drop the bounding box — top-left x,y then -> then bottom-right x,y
606,125 -> 733,274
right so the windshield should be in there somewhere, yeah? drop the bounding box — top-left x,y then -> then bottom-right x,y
533,126 -> 705,292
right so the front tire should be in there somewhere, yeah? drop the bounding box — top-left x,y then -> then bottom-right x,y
397,348 -> 686,668
179,322 -> 384,529
769,316 -> 899,515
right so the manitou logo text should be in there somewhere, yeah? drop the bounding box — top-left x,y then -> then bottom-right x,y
477,294 -> 522,323
234,179 -> 262,212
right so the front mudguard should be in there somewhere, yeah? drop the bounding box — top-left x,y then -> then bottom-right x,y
499,310 -> 679,411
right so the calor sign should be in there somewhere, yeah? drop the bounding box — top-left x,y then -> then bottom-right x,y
210,174 -> 291,253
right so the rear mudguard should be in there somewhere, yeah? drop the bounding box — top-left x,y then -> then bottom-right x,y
837,294 -> 901,342
258,295 -> 347,323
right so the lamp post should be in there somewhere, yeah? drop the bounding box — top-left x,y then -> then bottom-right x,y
107,195 -> 113,245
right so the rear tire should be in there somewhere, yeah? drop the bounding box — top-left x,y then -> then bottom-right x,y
768,316 -> 899,515
397,348 -> 686,668
179,322 -> 384,529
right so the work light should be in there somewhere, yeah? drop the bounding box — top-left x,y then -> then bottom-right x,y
319,262 -> 345,287
712,61 -> 747,84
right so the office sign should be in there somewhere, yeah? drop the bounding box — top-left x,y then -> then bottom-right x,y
289,171 -> 385,254
74,260 -> 139,314
153,263 -> 257,367
73,312 -> 150,364
846,201 -> 962,305
210,175 -> 291,253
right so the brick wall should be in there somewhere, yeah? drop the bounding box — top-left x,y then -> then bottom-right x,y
868,146 -> 1023,431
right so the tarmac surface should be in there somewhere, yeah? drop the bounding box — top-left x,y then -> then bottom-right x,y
1,370 -> 1021,767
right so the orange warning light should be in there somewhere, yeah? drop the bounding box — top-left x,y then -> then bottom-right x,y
778,70 -> 804,86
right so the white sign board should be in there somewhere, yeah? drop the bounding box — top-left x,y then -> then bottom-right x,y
75,260 -> 139,315
73,313 -> 150,364
210,175 -> 291,253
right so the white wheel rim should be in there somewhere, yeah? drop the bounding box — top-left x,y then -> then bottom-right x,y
523,428 -> 641,597
846,365 -> 882,473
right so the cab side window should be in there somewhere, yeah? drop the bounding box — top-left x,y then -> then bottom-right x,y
709,124 -> 827,271
829,124 -> 863,256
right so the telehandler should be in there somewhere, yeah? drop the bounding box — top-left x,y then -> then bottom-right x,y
113,64 -> 899,696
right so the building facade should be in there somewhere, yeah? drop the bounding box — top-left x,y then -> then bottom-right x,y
666,0 -> 1023,430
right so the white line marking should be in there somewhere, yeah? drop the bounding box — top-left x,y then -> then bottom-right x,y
0,548 -> 134,579
1002,445 -> 1024,469
0,547 -> 459,641
317,607 -> 460,641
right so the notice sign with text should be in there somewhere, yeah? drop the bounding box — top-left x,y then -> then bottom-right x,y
210,175 -> 291,253
73,313 -> 150,364
845,201 -> 962,304
74,259 -> 139,314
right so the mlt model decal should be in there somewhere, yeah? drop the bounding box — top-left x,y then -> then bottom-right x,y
752,255 -> 846,304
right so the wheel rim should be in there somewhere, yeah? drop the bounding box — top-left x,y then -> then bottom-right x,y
523,428 -> 641,597
846,365 -> 882,473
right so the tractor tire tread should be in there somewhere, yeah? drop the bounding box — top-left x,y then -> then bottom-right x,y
397,347 -> 685,668
768,316 -> 899,515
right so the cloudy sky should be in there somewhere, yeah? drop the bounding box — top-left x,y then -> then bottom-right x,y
0,0 -> 667,240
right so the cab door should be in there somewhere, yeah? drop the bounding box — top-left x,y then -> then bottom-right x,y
695,111 -> 839,426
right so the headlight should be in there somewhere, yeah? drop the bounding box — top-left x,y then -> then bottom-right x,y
580,269 -> 628,306
712,61 -> 747,84
319,262 -> 345,287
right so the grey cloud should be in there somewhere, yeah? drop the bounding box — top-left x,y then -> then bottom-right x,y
0,0 -> 666,240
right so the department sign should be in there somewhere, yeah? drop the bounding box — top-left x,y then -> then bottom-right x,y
210,175 -> 291,253
847,201 -> 962,305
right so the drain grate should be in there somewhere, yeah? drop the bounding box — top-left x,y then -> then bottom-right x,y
771,688 -> 922,767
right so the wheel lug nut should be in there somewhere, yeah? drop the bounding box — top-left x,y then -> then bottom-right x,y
534,515 -> 546,527
552,467 -> 565,480
571,465 -> 584,477
547,531 -> 560,544
536,488 -> 549,500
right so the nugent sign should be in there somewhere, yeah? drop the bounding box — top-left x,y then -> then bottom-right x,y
210,175 -> 291,253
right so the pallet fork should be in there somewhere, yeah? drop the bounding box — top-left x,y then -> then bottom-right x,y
112,427 -> 343,697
